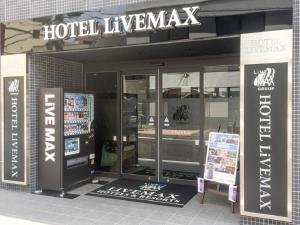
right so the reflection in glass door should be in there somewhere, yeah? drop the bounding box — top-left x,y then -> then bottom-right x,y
122,74 -> 157,180
161,72 -> 202,181
203,65 -> 240,142
85,72 -> 119,174
203,65 -> 240,180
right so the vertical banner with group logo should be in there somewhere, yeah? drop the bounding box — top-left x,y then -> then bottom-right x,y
240,30 -> 292,222
1,54 -> 27,185
3,77 -> 25,183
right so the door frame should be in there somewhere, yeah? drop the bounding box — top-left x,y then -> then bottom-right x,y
120,66 -> 205,185
84,71 -> 122,178
120,68 -> 160,183
158,66 -> 204,186
84,55 -> 240,184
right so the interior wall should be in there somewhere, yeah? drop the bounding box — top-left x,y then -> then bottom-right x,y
28,55 -> 83,191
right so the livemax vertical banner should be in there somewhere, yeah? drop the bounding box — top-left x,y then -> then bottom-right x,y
240,30 -> 292,222
2,77 -> 25,184
244,63 -> 287,216
39,88 -> 62,191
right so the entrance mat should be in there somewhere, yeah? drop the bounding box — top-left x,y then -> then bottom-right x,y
33,190 -> 80,199
134,169 -> 199,180
86,179 -> 197,207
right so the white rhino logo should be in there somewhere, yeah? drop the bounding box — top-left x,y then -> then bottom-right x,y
254,68 -> 275,87
8,79 -> 19,93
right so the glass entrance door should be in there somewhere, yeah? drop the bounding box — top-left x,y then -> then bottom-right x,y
121,72 -> 158,181
160,71 -> 202,183
121,65 -> 240,184
85,72 -> 120,175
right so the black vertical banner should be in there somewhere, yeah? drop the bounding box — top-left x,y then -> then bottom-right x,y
244,63 -> 288,217
3,77 -> 25,184
39,88 -> 62,190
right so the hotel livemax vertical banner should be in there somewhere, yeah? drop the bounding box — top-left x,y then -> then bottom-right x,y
1,55 -> 27,185
3,77 -> 25,183
240,30 -> 292,222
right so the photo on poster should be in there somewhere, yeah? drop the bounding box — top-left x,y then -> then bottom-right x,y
204,132 -> 240,185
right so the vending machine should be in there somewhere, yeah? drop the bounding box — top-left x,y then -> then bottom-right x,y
39,88 -> 95,193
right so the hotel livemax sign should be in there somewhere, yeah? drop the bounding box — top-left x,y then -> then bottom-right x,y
240,30 -> 292,222
2,77 -> 26,185
44,6 -> 201,40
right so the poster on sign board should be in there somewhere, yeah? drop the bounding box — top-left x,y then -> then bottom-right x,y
204,132 -> 239,185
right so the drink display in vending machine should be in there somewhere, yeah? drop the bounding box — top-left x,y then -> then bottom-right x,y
63,93 -> 95,188
64,93 -> 94,137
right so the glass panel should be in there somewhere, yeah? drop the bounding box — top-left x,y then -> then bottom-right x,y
162,72 -> 201,180
203,65 -> 240,145
122,75 -> 157,176
85,72 -> 119,173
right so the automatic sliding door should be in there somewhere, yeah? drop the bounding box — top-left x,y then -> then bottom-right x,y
122,73 -> 157,180
161,71 -> 202,181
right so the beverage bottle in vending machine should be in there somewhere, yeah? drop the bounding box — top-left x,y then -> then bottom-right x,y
75,96 -> 79,108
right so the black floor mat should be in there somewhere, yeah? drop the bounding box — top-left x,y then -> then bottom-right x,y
134,169 -> 199,180
86,179 -> 197,207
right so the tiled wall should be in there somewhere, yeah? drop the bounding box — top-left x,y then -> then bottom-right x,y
0,0 -> 154,22
28,55 -> 82,191
240,217 -> 290,225
292,2 -> 300,225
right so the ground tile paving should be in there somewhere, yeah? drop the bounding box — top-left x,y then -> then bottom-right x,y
0,181 -> 239,225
